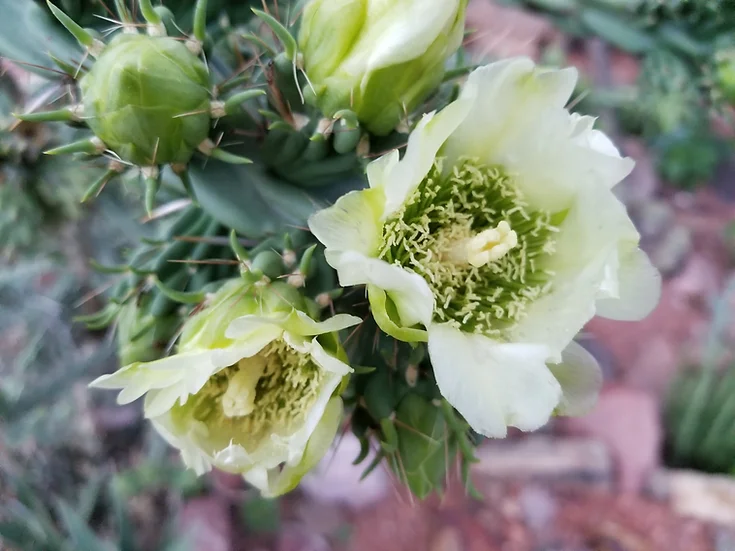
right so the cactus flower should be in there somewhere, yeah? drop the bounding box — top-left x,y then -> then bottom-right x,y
298,0 -> 467,136
309,58 -> 661,438
91,278 -> 360,497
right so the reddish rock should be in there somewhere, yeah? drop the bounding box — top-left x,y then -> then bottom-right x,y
561,386 -> 661,494
466,0 -> 555,59
277,523 -> 331,551
300,433 -> 390,510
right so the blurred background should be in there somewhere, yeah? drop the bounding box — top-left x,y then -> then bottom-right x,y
2,0 -> 735,550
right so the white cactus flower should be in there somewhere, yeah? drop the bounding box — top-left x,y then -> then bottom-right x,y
309,58 -> 661,438
91,278 -> 360,497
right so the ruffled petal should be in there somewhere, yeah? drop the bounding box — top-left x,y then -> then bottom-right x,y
595,247 -> 661,321
428,323 -> 560,438
308,187 -> 386,257
442,58 -> 576,165
512,180 -> 640,353
548,340 -> 603,416
244,397 -> 343,498
280,310 -> 363,336
150,413 -> 214,476
89,351 -> 213,405
367,85 -> 476,218
308,337 -> 353,376
210,325 -> 283,366
328,250 -> 434,327
441,60 -> 634,212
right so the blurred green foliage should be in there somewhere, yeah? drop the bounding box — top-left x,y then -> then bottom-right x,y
664,276 -> 735,474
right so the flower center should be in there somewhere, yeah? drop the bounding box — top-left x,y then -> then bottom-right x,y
379,157 -> 561,337
180,340 -> 325,445
446,221 -> 519,268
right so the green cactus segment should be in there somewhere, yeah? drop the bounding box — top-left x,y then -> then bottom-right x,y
138,0 -> 163,25
79,34 -> 211,166
14,106 -> 82,123
44,137 -> 105,156
45,0 -> 101,54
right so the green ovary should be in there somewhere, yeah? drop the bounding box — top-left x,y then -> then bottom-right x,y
172,340 -> 325,451
379,158 -> 561,337
80,34 -> 212,166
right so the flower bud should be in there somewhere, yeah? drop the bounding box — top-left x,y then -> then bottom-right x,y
80,34 -> 211,166
298,0 -> 467,136
91,278 -> 361,497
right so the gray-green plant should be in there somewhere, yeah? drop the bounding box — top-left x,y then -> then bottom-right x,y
664,275 -> 735,474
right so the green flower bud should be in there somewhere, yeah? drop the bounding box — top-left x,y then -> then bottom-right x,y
80,34 -> 211,166
91,278 -> 361,497
298,0 -> 468,136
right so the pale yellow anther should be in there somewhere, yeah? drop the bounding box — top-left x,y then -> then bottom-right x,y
465,221 -> 518,268
221,357 -> 266,418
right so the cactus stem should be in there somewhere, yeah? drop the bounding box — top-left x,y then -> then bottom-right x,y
138,0 -> 163,25
197,139 -> 252,164
46,1 -> 95,49
113,0 -> 134,24
14,104 -> 84,123
49,53 -> 86,78
193,0 -> 209,44
171,164 -> 198,203
82,162 -> 125,202
45,136 -> 106,156
142,166 -> 162,215
251,8 -> 297,61
210,90 -> 266,118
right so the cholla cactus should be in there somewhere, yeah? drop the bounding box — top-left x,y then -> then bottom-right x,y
0,71 -> 91,257
16,0 -> 263,213
5,0 -> 664,502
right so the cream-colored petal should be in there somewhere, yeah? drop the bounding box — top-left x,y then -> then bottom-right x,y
362,0 -> 461,72
442,58 -> 576,166
278,369 -> 343,465
548,340 -> 603,416
595,247 -> 661,321
308,187 -> 386,257
245,397 -> 344,498
213,443 -> 254,473
150,413 -> 214,476
281,310 -> 363,336
368,84 -> 476,218
308,337 -> 353,376
224,314 -> 284,340
512,181 -> 639,352
428,323 -> 560,438
329,250 -> 434,327
90,351 -> 212,405
212,325 -> 283,366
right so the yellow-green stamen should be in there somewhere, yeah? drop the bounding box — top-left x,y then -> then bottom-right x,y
175,340 -> 325,446
379,157 -> 561,336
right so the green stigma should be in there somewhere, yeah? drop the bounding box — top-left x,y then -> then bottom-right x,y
174,340 -> 325,447
379,157 -> 561,337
